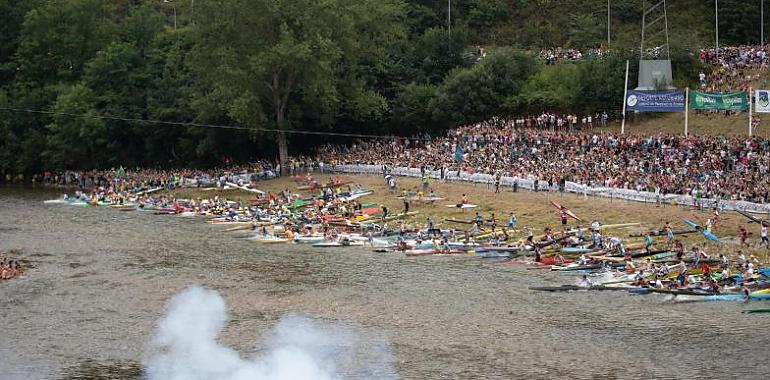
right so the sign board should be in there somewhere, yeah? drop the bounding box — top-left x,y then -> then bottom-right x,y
756,90 -> 770,113
626,90 -> 685,112
690,91 -> 748,111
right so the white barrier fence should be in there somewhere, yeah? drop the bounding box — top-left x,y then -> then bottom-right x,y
331,164 -> 770,215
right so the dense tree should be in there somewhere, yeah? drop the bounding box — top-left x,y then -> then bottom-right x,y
192,0 -> 404,173
432,48 -> 538,124
0,0 -> 765,175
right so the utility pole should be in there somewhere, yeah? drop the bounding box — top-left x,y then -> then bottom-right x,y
448,0 -> 451,35
715,0 -> 719,52
608,0 -> 611,48
163,0 -> 176,30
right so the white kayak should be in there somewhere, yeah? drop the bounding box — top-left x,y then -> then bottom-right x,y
339,190 -> 373,202
294,236 -> 326,244
445,204 -> 478,209
254,238 -> 289,244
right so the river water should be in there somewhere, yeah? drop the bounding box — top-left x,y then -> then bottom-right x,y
0,187 -> 768,380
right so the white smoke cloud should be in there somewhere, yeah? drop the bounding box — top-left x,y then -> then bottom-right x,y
144,286 -> 397,380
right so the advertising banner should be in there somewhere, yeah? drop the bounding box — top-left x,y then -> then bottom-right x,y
625,90 -> 685,112
756,90 -> 770,113
690,91 -> 748,111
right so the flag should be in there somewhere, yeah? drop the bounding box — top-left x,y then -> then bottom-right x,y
454,146 -> 463,162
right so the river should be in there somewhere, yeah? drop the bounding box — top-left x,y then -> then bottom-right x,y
0,187 -> 768,380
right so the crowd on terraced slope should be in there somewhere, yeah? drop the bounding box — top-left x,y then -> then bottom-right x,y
316,120 -> 770,204
698,45 -> 770,93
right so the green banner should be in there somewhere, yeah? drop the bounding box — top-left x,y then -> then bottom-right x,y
690,91 -> 748,111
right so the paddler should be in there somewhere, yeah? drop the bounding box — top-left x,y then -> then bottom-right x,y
690,246 -> 702,266
664,222 -> 674,247
559,207 -> 568,227
469,222 -> 480,237
507,213 -> 517,231
577,275 -> 592,288
701,262 -> 712,279
489,213 -> 497,232
739,226 -> 749,248
643,233 -> 654,253
425,218 -> 436,237
673,240 -> 685,260
367,229 -> 374,248
534,246 -> 543,263
634,270 -> 649,287
571,226 -> 582,243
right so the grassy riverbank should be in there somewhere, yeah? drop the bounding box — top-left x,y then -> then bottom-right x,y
167,174 -> 770,264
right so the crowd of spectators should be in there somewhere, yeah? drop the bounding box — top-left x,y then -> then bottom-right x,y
539,47 -> 607,64
698,45 -> 770,93
316,120 -> 770,204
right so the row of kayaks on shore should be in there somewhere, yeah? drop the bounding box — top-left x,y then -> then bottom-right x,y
531,284 -> 770,302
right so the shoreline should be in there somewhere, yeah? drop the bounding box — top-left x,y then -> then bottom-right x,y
145,173 -> 770,265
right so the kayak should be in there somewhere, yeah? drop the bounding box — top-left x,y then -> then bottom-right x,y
445,204 -> 478,209
743,308 -> 770,314
294,236 -> 326,244
530,285 -> 636,292
550,201 -> 581,221
539,257 -> 575,266
405,249 -> 464,257
682,218 -> 721,243
254,238 -> 289,244
312,241 -> 365,247
560,247 -> 593,254
338,190 -> 373,202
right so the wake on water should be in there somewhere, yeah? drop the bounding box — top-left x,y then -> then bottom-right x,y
144,286 -> 397,380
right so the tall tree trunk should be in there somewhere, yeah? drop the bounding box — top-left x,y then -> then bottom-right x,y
276,111 -> 288,176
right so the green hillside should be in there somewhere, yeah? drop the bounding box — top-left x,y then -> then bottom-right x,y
0,0 -> 767,174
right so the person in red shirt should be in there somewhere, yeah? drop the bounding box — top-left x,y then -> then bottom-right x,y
739,226 -> 749,248
701,262 -> 712,278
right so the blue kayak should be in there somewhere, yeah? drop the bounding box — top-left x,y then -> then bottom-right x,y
561,247 -> 592,254
682,218 -> 721,243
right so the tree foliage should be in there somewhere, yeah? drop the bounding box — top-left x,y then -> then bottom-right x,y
0,0 -> 765,174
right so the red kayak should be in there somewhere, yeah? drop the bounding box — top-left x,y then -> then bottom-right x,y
539,257 -> 575,265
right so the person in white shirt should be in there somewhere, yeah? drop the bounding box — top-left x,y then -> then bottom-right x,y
577,275 -> 592,288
